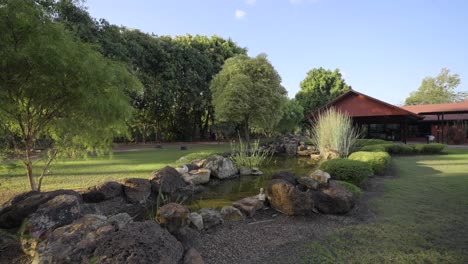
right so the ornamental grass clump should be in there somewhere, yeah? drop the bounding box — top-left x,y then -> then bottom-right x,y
311,108 -> 360,158
230,139 -> 271,168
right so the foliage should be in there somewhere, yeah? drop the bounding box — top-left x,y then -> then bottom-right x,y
210,54 -> 287,142
178,151 -> 220,162
275,99 -> 304,134
230,139 -> 271,168
385,144 -> 416,155
405,68 -> 467,105
335,181 -> 363,198
306,148 -> 468,263
0,0 -> 141,191
311,108 -> 360,158
353,139 -> 391,148
295,68 -> 351,121
360,144 -> 392,152
319,158 -> 373,186
412,143 -> 446,154
348,151 -> 391,175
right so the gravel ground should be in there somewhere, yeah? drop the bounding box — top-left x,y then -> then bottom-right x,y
198,175 -> 388,264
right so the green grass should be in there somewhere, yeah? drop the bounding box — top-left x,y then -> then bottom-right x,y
0,144 -> 230,204
304,148 -> 468,263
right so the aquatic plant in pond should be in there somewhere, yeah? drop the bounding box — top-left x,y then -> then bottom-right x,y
230,139 -> 271,168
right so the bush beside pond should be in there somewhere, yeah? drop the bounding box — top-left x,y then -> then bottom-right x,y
358,143 -> 445,155
319,158 -> 373,186
348,151 -> 391,175
335,181 -> 363,198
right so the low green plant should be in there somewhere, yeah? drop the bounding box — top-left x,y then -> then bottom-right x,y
348,151 -> 391,175
353,139 -> 390,148
417,143 -> 445,154
335,180 -> 363,198
319,158 -> 373,186
230,139 -> 270,168
360,144 -> 392,152
311,108 -> 360,158
385,144 -> 414,155
178,151 -> 219,163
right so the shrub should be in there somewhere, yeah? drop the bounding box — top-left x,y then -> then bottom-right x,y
319,158 -> 373,186
360,144 -> 392,152
348,151 -> 391,175
353,139 -> 390,148
311,108 -> 360,158
414,143 -> 446,154
178,151 -> 218,163
335,180 -> 363,198
385,144 -> 414,155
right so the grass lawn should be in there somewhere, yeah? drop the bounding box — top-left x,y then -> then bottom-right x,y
305,148 -> 468,263
0,143 -> 230,204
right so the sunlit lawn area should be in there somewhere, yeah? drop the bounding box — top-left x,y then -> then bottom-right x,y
0,143 -> 230,204
305,148 -> 468,263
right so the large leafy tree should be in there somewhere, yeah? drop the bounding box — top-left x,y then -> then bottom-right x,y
405,68 -> 466,105
295,68 -> 351,117
275,99 -> 304,134
210,54 -> 287,142
0,0 -> 141,191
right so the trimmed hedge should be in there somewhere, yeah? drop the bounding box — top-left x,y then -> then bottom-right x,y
358,143 -> 445,155
354,139 -> 390,148
348,151 -> 391,175
319,158 -> 373,186
360,144 -> 392,152
413,143 -> 445,154
335,180 -> 363,198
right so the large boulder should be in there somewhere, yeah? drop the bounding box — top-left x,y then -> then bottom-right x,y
198,208 -> 223,229
220,206 -> 245,222
308,169 -> 331,185
285,143 -> 297,156
310,181 -> 355,214
266,179 -> 316,216
21,194 -> 83,256
81,196 -> 147,221
91,221 -> 184,264
151,166 -> 188,195
239,166 -> 252,176
82,181 -> 123,203
183,247 -> 205,264
0,190 -> 81,229
123,178 -> 151,204
232,196 -> 264,217
297,176 -> 320,190
35,214 -> 130,264
156,203 -> 190,234
181,169 -> 211,185
271,171 -> 297,185
202,155 -> 238,179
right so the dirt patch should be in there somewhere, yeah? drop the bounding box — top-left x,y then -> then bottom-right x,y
198,174 -> 390,264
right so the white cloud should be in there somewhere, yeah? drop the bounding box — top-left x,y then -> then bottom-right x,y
235,9 -> 247,19
246,0 -> 256,5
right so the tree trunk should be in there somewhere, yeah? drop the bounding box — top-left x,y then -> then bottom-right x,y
26,157 -> 37,191
244,117 -> 250,147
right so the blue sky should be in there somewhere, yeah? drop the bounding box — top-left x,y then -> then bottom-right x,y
86,0 -> 468,105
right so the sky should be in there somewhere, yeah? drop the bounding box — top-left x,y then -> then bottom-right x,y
85,0 -> 468,105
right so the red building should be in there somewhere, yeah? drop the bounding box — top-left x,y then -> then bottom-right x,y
314,90 -> 468,144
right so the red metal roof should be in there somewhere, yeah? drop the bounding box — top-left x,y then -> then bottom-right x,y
401,101 -> 468,114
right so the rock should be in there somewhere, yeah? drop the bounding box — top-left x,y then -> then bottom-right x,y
188,212 -> 204,231
297,176 -> 320,190
151,166 -> 188,195
221,206 -> 245,221
297,149 -> 316,157
81,196 -> 147,221
251,167 -> 263,176
308,169 -> 331,185
239,166 -> 253,176
21,194 -> 83,256
232,196 -> 264,217
310,181 -> 355,214
107,213 -> 133,229
202,155 -> 238,179
182,169 -> 211,185
192,159 -> 205,168
285,143 -> 297,156
156,203 -> 190,234
172,226 -> 201,250
181,146 -> 188,150
123,178 -> 151,204
184,248 -> 205,264
82,181 -> 123,203
310,154 -> 322,162
0,230 -> 28,264
35,214 -> 117,264
266,179 -> 316,216
91,221 -> 184,264
198,208 -> 223,229
271,171 -> 297,185
0,190 -> 81,229
324,150 -> 340,160
186,164 -> 200,171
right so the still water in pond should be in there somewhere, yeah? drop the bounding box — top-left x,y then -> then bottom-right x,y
188,156 -> 319,210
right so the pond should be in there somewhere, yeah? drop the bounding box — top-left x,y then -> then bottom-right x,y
188,156 -> 319,210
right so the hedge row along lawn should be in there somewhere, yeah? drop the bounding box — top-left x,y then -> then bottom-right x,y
305,147 -> 468,263
0,144 -> 231,204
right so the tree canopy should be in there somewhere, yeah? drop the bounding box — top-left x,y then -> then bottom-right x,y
0,0 -> 141,190
210,54 -> 287,142
275,99 -> 304,134
405,68 -> 466,105
295,68 -> 351,117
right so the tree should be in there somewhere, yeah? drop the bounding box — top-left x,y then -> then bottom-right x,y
275,99 -> 304,134
0,0 -> 141,191
210,54 -> 287,143
295,68 -> 351,117
405,68 -> 466,105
